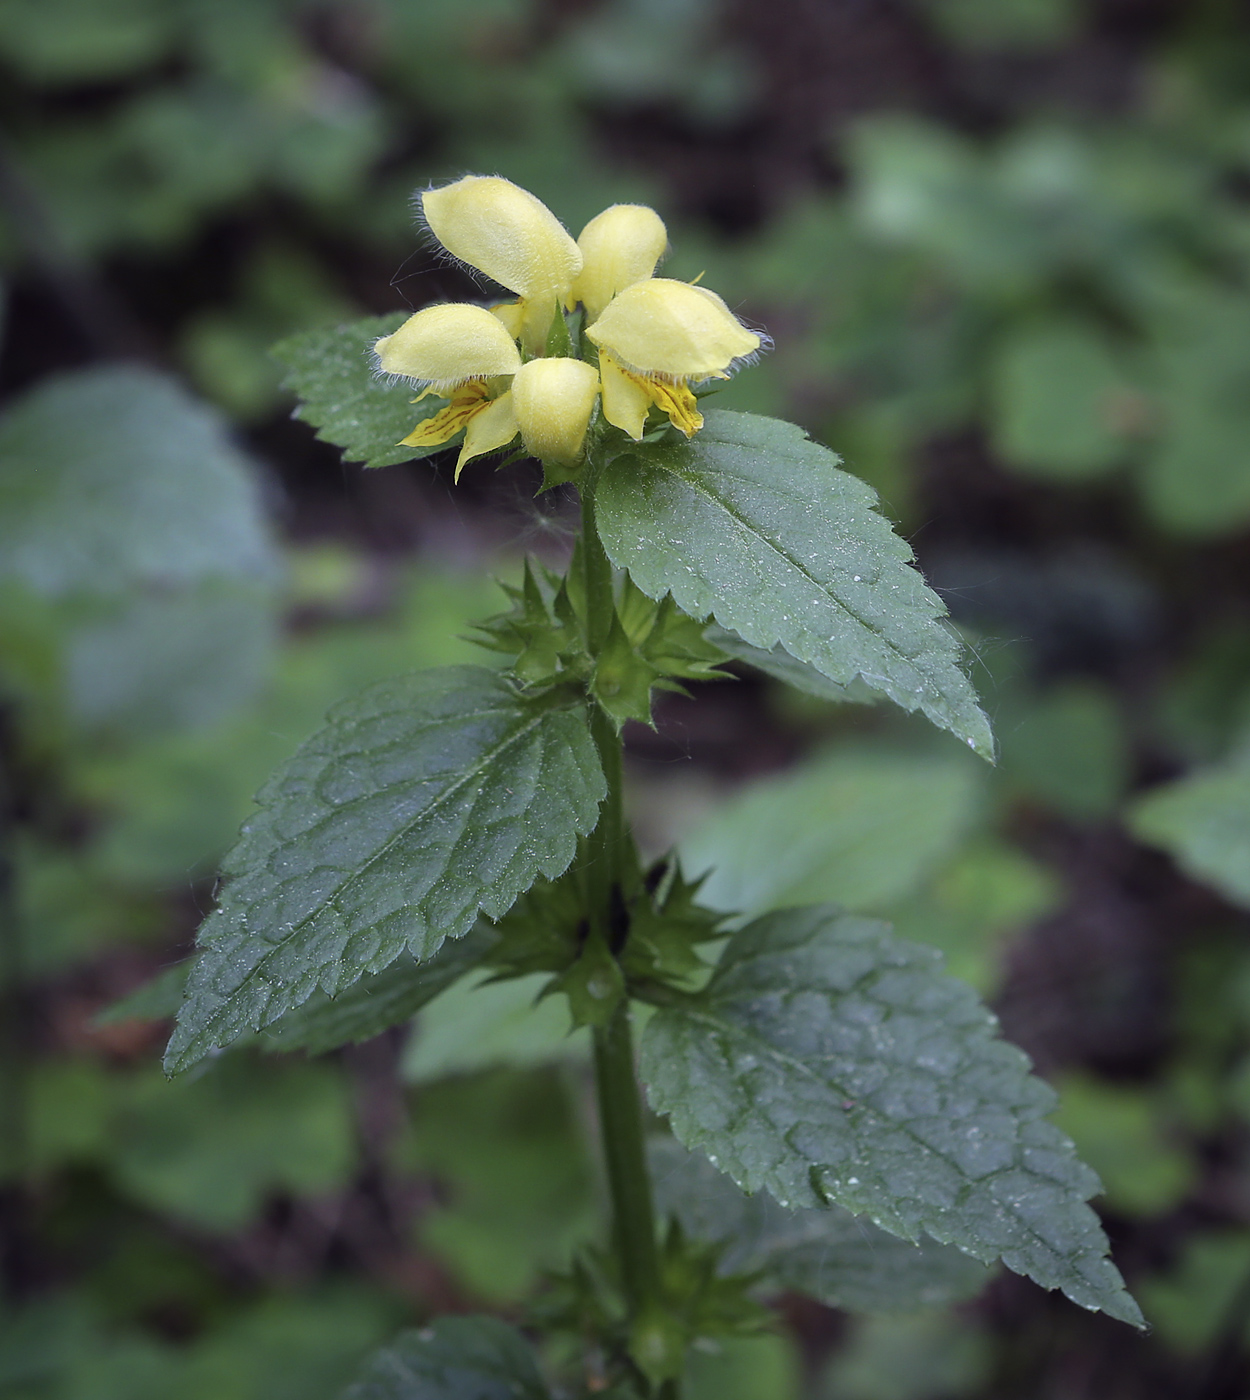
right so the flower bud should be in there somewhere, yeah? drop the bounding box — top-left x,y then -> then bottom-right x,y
511,358 -> 599,467
585,278 -> 761,379
572,204 -> 667,322
374,303 -> 522,388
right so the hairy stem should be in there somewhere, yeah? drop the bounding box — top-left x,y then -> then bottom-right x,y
580,486 -> 623,936
580,482 -> 671,1393
593,1003 -> 662,1318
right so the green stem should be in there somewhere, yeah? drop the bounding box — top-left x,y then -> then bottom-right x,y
580,481 -> 672,1394
581,482 -> 616,658
593,1003 -> 662,1317
585,704 -> 623,937
580,485 -> 623,937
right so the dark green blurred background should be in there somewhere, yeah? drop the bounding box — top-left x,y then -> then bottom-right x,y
3,1 -> 1250,1396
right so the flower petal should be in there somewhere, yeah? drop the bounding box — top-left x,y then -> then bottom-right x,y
422,176 -> 582,351
512,357 -> 599,467
571,204 -> 668,322
490,300 -> 525,338
455,389 -> 519,481
586,278 -> 761,379
597,353 -> 703,439
376,304 -> 522,389
400,381 -> 493,448
598,352 -> 652,441
646,377 -> 703,437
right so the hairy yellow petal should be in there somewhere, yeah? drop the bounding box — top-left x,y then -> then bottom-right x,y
455,389 -> 519,481
422,176 -> 582,352
400,381 -> 493,447
586,278 -> 761,379
376,304 -> 522,388
511,357 -> 599,467
571,204 -> 667,322
597,353 -> 652,441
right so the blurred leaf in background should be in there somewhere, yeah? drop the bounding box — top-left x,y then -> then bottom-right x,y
394,1067 -> 597,1303
820,1310 -> 992,1400
1130,743 -> 1250,910
1050,1074 -> 1194,1218
110,1056 -> 357,1231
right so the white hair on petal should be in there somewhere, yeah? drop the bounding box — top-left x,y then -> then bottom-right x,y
409,173 -> 515,297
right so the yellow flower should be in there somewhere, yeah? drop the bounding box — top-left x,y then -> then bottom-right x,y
421,175 -> 583,356
374,302 -> 525,479
374,302 -> 599,478
586,279 -> 763,440
377,176 -> 765,474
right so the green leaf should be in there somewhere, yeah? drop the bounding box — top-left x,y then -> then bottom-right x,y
401,972 -> 588,1083
100,928 -> 493,1055
592,611 -> 662,727
273,315 -> 450,471
81,562 -> 503,884
650,1138 -> 990,1312
1128,754 -> 1250,909
887,839 -> 1060,994
165,667 -> 606,1073
11,835 -> 164,982
0,0 -> 174,81
914,0 -> 1078,50
264,925 -> 497,1056
7,1060 -> 116,1179
680,742 -> 984,918
185,1290 -> 393,1400
594,411 -> 992,758
640,905 -> 1143,1327
685,1336 -> 801,1400
1137,1230 -> 1250,1354
0,366 -> 277,598
340,1318 -> 551,1400
706,626 -> 882,705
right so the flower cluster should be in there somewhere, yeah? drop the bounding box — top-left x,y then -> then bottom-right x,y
373,176 -> 764,479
